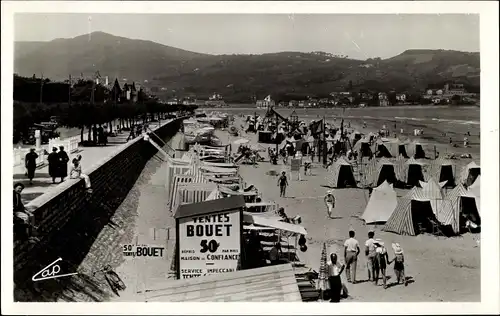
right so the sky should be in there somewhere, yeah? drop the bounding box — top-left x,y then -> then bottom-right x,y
14,13 -> 479,59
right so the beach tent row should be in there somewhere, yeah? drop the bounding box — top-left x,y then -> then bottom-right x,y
358,156 -> 480,189
360,178 -> 481,236
353,137 -> 427,159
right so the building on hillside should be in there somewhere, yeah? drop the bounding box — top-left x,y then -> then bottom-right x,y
289,100 -> 299,107
122,82 -> 138,102
256,95 -> 275,108
378,92 -> 389,107
396,93 -> 407,102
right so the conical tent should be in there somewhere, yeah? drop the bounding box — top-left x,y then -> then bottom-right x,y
325,156 -> 357,188
361,180 -> 398,224
424,157 -> 456,187
468,175 -> 481,215
316,243 -> 329,292
407,141 -> 426,159
393,155 -> 407,184
365,158 -> 397,187
459,161 -> 481,187
383,186 -> 441,236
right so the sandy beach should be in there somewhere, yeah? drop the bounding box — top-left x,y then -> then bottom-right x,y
215,114 -> 481,302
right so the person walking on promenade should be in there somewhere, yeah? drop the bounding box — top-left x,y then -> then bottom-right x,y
365,231 -> 377,281
70,157 -> 92,193
343,230 -> 360,284
25,148 -> 38,185
324,190 -> 336,218
127,125 -> 136,141
92,125 -> 98,145
47,147 -> 59,184
97,125 -> 104,145
13,183 -> 39,243
327,253 -> 345,303
102,125 -> 108,146
277,171 -> 289,197
57,146 -> 70,183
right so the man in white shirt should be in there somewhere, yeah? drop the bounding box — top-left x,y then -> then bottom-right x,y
344,230 -> 360,284
365,231 -> 377,282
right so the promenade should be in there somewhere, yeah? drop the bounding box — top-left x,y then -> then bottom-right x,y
13,121 -> 169,205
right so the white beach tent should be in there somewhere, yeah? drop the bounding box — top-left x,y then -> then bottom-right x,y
361,180 -> 398,224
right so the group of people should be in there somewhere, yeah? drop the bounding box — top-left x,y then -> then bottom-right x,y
92,125 -> 109,146
126,123 -> 148,142
47,146 -> 70,184
326,230 -> 407,302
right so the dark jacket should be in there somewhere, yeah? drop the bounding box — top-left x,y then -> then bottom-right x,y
58,150 -> 70,177
13,191 -> 24,213
48,152 -> 59,177
25,152 -> 38,169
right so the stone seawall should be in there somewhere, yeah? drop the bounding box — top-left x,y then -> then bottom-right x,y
14,118 -> 183,291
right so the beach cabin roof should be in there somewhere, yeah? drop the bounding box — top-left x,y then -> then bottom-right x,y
120,264 -> 301,302
243,212 -> 307,235
174,195 -> 245,219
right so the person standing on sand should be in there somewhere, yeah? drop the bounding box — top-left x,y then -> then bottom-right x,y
373,239 -> 389,289
365,231 -> 377,281
389,243 -> 407,286
277,171 -> 288,197
343,230 -> 360,284
324,190 -> 336,218
327,253 -> 345,303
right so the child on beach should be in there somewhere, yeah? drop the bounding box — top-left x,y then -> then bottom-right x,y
373,239 -> 389,289
390,243 -> 407,286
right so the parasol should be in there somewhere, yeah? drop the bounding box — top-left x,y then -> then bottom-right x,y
316,242 -> 330,294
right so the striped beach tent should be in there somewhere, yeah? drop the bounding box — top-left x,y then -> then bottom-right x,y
373,139 -> 393,158
385,138 -> 409,158
424,157 -> 456,187
437,184 -> 479,234
467,175 -> 481,215
361,180 -> 398,224
393,155 -> 407,184
407,140 -> 426,159
325,156 -> 357,188
365,157 -> 397,187
403,157 -> 427,187
383,186 -> 441,236
459,161 -> 481,187
353,136 -> 373,158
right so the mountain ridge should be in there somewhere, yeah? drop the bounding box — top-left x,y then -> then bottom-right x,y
14,32 -> 480,101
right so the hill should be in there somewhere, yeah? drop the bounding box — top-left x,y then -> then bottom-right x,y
14,32 -> 480,102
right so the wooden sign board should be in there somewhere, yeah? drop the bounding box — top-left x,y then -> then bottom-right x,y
175,195 -> 245,279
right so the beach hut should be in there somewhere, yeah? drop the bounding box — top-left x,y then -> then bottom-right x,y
325,156 -> 357,188
424,157 -> 456,187
364,158 -> 397,187
361,181 -> 398,224
459,161 -> 481,187
437,184 -> 480,235
407,141 -> 426,159
467,176 -> 481,215
383,183 -> 443,236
